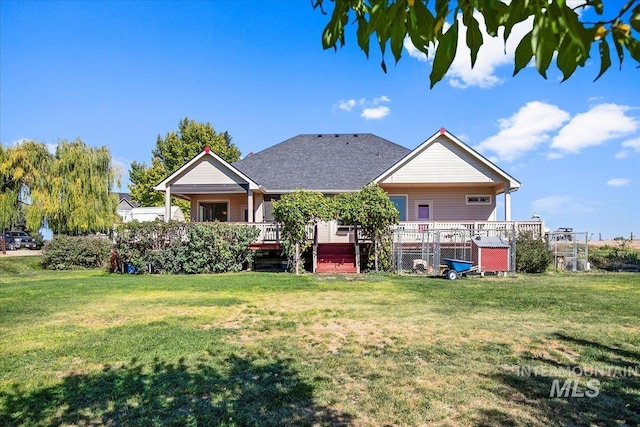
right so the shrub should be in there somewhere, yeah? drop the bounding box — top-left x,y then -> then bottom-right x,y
516,232 -> 553,273
589,246 -> 640,271
114,221 -> 260,274
42,235 -> 113,270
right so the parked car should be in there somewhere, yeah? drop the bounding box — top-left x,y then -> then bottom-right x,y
2,232 -> 16,250
5,231 -> 36,249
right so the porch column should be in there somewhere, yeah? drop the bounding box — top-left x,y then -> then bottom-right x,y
247,190 -> 254,222
504,183 -> 511,222
254,193 -> 264,222
164,186 -> 171,222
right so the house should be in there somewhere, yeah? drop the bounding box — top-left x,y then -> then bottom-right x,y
116,193 -> 138,222
154,128 -> 542,272
125,206 -> 185,223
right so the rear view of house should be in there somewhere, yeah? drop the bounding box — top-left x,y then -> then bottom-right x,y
154,129 -> 542,272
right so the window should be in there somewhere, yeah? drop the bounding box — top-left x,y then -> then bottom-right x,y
417,204 -> 430,221
414,200 -> 432,221
389,195 -> 407,221
199,202 -> 228,222
466,195 -> 491,205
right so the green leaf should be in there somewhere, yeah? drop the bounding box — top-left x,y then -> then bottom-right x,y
389,2 -> 407,63
477,1 -> 509,37
407,0 -> 435,57
430,19 -> 458,88
624,37 -> 640,63
612,30 -> 625,68
556,36 -> 580,81
594,39 -> 611,81
513,31 -> 533,76
463,11 -> 483,68
356,16 -> 371,58
631,4 -> 640,33
532,15 -> 554,79
504,0 -> 529,41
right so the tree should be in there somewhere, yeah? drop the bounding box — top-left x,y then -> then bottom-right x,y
129,118 -> 241,209
516,231 -> 553,273
0,141 -> 52,234
27,139 -> 119,235
334,183 -> 399,271
272,190 -> 332,274
313,0 -> 640,87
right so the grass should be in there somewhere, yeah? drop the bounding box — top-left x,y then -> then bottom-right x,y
0,256 -> 639,426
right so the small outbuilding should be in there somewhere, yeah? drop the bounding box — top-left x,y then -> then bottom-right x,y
471,236 -> 511,273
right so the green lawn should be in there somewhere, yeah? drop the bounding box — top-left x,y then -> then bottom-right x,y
1,257 -> 638,426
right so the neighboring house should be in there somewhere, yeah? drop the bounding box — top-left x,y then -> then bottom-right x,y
154,128 -> 542,272
116,193 -> 138,222
125,206 -> 185,223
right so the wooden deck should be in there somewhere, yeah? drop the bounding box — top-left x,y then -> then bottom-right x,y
237,220 -> 545,246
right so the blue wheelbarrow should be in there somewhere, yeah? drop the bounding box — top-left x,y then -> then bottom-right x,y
442,258 -> 480,280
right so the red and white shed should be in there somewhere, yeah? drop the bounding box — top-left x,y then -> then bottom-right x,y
471,236 -> 511,273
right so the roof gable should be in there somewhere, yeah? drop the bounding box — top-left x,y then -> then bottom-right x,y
155,149 -> 259,192
375,129 -> 521,190
232,134 -> 410,192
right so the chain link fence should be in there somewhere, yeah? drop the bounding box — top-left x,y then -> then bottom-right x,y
392,228 -> 517,276
547,230 -> 590,271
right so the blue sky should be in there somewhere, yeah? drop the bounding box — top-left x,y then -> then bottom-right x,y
1,0 -> 638,239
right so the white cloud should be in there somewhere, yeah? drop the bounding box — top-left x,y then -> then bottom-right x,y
622,136 -> 640,151
404,13 -> 533,89
532,195 -> 595,215
335,96 -> 391,120
617,136 -> 640,158
546,152 -> 564,160
403,37 -> 431,62
550,104 -> 639,153
338,99 -> 357,112
606,178 -> 630,187
373,95 -> 390,104
361,106 -> 390,120
475,101 -> 570,161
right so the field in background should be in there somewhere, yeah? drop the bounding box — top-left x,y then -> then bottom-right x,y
1,257 -> 638,426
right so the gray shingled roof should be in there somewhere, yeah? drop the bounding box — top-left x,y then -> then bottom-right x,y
232,134 -> 410,191
117,192 -> 138,208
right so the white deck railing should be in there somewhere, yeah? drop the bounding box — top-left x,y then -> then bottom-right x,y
234,220 -> 545,245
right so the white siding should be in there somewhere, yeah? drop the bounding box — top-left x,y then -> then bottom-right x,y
172,158 -> 247,186
382,186 -> 497,221
381,135 -> 501,184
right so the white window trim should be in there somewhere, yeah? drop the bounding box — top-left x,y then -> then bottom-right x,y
197,199 -> 230,222
466,195 -> 492,205
414,200 -> 433,222
388,194 -> 408,221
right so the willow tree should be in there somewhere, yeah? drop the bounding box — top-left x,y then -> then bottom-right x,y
27,139 -> 119,235
0,141 -> 52,233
